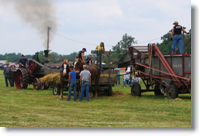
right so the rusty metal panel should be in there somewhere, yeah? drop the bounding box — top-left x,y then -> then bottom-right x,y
172,56 -> 183,76
135,59 -> 140,63
184,56 -> 191,72
145,58 -> 149,74
152,57 -> 159,76
184,74 -> 191,78
118,53 -> 131,66
141,58 -> 144,64
161,57 -> 171,76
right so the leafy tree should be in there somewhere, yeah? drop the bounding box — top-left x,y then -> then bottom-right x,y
112,33 -> 137,58
6,56 -> 12,62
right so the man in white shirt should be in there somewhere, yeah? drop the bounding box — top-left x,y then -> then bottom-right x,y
123,72 -> 131,87
79,65 -> 91,101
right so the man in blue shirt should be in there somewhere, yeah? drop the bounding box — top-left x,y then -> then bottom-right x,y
67,66 -> 77,101
19,55 -> 29,68
3,63 -> 11,87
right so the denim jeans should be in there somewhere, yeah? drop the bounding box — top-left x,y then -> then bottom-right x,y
67,81 -> 77,101
123,79 -> 130,86
172,35 -> 183,54
80,81 -> 90,101
117,76 -> 120,84
131,81 -> 138,84
5,77 -> 11,87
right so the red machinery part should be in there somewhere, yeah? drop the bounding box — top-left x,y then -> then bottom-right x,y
28,60 -> 39,77
151,43 -> 181,88
33,78 -> 41,90
127,43 -> 191,99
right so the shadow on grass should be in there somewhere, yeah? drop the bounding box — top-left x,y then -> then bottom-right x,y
26,88 -> 34,90
178,96 -> 191,100
140,94 -> 191,100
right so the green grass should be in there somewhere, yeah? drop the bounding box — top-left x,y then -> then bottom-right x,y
0,71 -> 191,127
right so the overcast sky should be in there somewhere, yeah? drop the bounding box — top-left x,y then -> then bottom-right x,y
0,0 -> 192,56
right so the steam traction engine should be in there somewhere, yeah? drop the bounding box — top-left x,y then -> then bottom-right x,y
14,50 -> 61,90
118,43 -> 191,99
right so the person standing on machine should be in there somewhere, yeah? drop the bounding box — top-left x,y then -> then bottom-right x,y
171,21 -> 189,54
76,48 -> 87,63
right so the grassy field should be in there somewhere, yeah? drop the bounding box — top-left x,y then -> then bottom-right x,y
0,70 -> 191,127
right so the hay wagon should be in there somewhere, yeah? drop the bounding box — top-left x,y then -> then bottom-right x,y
118,43 -> 191,99
51,50 -> 119,96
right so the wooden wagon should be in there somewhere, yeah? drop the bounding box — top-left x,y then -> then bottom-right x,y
90,50 -> 119,96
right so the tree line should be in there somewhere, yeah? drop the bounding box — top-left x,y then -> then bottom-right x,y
0,29 -> 191,63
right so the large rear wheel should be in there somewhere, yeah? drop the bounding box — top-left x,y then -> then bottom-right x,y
15,68 -> 29,89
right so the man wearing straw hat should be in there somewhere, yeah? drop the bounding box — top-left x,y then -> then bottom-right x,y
170,21 -> 189,54
79,65 -> 91,101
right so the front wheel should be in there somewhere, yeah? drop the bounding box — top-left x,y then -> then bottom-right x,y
52,85 -> 61,95
131,82 -> 141,96
167,84 -> 178,99
33,78 -> 41,90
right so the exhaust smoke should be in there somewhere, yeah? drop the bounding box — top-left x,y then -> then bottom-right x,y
2,0 -> 58,49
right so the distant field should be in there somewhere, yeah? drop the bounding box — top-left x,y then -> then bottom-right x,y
0,70 -> 191,127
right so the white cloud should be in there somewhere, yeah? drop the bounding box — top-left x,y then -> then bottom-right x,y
56,0 -> 123,26
0,0 -> 191,55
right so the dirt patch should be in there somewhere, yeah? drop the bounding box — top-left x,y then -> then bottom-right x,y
112,91 -> 132,98
175,98 -> 182,100
164,97 -> 183,100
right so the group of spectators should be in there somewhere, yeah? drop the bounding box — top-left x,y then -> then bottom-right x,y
114,66 -> 140,88
67,42 -> 106,101
3,62 -> 19,87
3,55 -> 29,87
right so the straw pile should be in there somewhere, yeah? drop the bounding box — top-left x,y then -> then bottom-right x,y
39,72 -> 61,85
113,91 -> 124,96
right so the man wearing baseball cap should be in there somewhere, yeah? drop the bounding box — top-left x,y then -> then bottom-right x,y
19,55 -> 29,68
76,48 -> 86,63
170,21 -> 189,54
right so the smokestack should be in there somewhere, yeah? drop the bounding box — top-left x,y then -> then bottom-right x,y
44,50 -> 49,63
4,0 -> 58,49
47,27 -> 51,50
